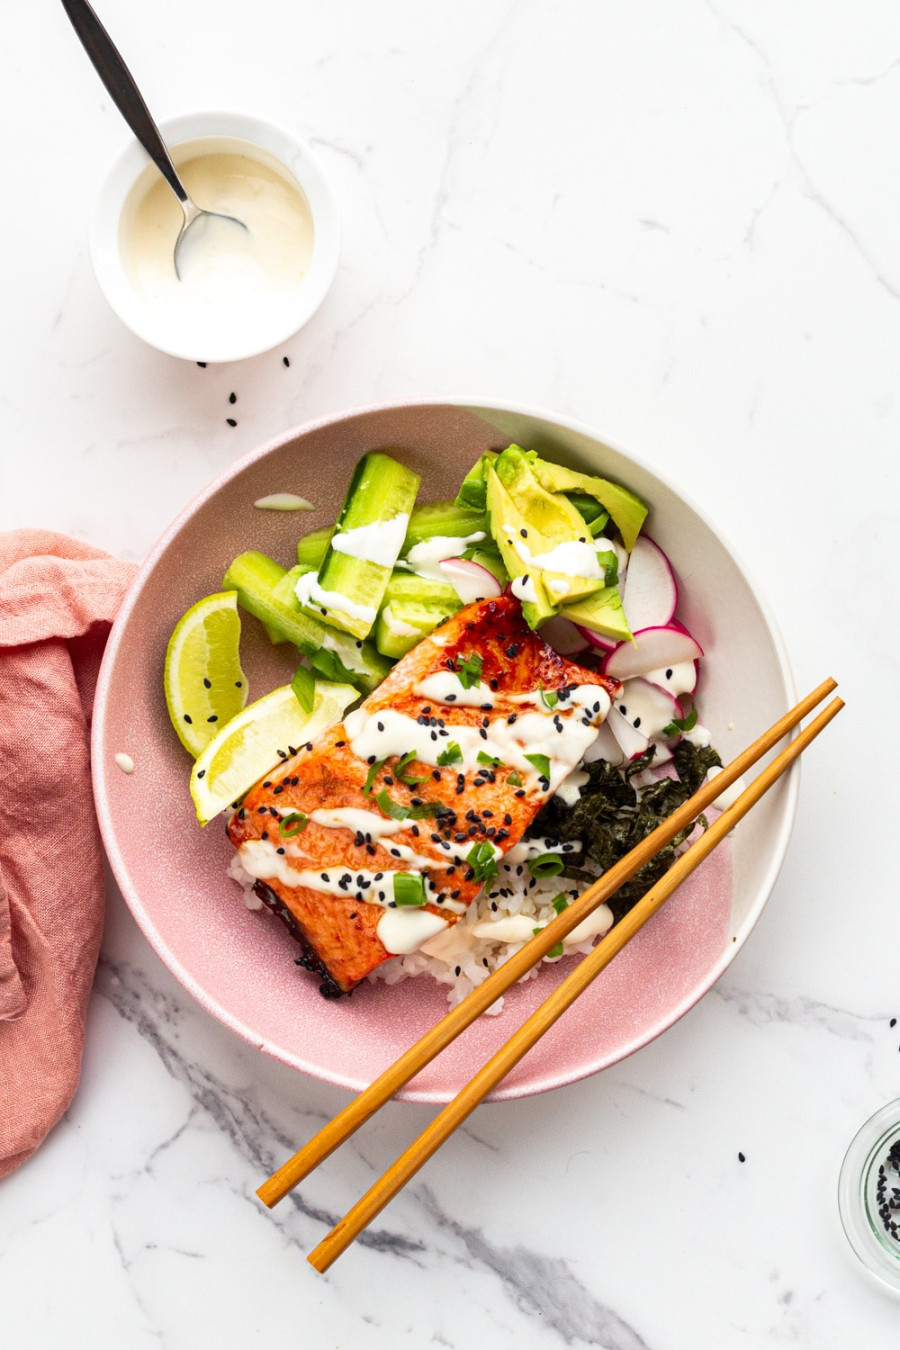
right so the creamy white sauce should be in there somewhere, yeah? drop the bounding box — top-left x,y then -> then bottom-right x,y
344,683 -> 610,793
404,532 -> 487,582
469,902 -> 612,947
554,768 -> 589,807
253,494 -> 315,511
414,672 -> 496,707
377,909 -> 449,954
294,571 -> 377,625
501,836 -> 581,865
115,752 -> 135,774
683,720 -> 712,748
331,513 -> 410,567
503,527 -> 603,582
510,574 -> 539,603
120,137 -> 315,354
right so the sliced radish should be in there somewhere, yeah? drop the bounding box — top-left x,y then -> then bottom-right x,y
438,558 -> 502,605
538,615 -> 590,656
576,624 -> 619,652
583,720 -> 624,766
643,660 -> 698,698
602,624 -> 703,682
606,705 -> 651,760
620,536 -> 677,632
614,678 -> 682,741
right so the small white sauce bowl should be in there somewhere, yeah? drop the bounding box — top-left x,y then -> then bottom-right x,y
90,109 -> 340,363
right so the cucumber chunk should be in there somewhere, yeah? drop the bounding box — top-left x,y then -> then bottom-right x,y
374,569 -> 461,658
222,551 -> 392,693
401,500 -> 488,552
296,526 -> 332,569
298,452 -> 421,640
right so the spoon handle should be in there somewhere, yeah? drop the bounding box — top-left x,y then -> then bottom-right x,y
61,0 -> 188,205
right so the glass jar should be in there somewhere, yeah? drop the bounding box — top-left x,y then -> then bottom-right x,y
838,1099 -> 900,1293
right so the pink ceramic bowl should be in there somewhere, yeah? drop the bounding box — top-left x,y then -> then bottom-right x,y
92,399 -> 797,1102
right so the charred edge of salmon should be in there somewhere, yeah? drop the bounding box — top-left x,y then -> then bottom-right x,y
252,881 -> 347,1000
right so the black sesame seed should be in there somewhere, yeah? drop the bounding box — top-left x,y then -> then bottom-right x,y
229,392 -> 237,404
283,355 -> 290,367
197,769 -> 206,779
277,847 -> 285,855
738,1152 -> 746,1163
226,417 -> 237,427
197,361 -> 207,368
183,714 -> 193,724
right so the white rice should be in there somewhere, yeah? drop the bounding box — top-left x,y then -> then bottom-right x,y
366,845 -> 613,1015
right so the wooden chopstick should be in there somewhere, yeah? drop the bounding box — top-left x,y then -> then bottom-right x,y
307,692 -> 843,1271
257,676 -> 836,1212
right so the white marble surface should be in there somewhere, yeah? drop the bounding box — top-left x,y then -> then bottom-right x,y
2,0 -> 900,1344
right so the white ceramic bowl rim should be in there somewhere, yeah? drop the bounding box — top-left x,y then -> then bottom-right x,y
93,396 -> 799,1101
89,107 -> 341,363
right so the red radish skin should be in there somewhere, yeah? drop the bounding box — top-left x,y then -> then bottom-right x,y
621,536 -> 678,632
602,625 -> 703,682
644,660 -> 698,698
438,557 -> 503,606
576,624 -> 618,652
606,705 -> 651,760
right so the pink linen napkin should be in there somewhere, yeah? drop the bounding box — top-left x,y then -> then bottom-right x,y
0,530 -> 136,1180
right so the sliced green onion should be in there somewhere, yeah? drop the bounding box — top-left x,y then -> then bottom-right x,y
664,706 -> 699,737
290,664 -> 316,714
393,873 -> 427,907
408,801 -> 452,819
362,757 -> 386,797
533,925 -> 564,957
551,894 -> 569,914
477,750 -> 503,767
466,840 -> 499,885
310,647 -> 356,685
506,769 -> 522,787
524,752 -> 552,783
437,741 -> 463,766
278,812 -> 307,838
529,852 -> 565,879
539,683 -> 558,710
376,789 -> 411,821
395,749 -> 428,786
454,652 -> 483,689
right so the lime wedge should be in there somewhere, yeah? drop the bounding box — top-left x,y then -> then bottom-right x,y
164,591 -> 249,758
190,680 -> 358,825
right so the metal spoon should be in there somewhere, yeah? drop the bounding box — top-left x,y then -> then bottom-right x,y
61,0 -> 248,279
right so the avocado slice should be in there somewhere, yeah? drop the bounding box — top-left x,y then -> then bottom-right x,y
561,585 -> 632,644
454,451 -> 498,512
485,465 -> 556,627
490,446 -> 604,608
526,457 -> 648,552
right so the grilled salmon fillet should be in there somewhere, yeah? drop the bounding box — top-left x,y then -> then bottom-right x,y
228,595 -> 620,995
